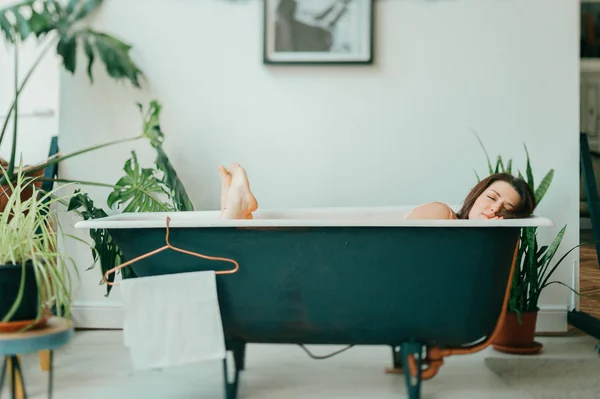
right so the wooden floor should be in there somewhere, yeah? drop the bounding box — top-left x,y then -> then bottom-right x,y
579,240 -> 600,320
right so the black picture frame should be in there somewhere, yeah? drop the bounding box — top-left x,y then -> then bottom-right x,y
582,1 -> 600,60
263,0 -> 375,65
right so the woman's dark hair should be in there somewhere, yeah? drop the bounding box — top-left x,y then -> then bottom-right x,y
456,173 -> 536,219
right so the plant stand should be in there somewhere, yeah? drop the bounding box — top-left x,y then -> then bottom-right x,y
0,317 -> 74,399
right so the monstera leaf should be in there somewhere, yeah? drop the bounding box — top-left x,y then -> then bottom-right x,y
0,0 -> 143,87
107,151 -> 174,213
67,190 -> 134,296
1,0 -> 144,183
138,101 -> 195,211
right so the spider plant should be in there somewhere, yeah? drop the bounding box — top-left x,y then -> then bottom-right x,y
0,161 -> 78,323
0,0 -> 143,186
473,134 -> 582,317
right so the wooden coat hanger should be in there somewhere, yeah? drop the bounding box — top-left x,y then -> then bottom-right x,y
103,216 -> 239,286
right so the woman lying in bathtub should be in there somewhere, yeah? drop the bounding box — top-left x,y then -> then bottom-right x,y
406,172 -> 536,220
217,163 -> 536,220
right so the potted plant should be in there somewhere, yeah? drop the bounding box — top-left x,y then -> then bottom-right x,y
474,136 -> 581,353
1,1 -> 195,296
0,0 -> 143,193
0,162 -> 77,331
66,101 -> 195,295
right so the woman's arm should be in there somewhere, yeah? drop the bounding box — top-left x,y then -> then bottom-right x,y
404,202 -> 457,220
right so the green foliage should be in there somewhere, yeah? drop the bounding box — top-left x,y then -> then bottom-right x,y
0,2 -> 192,299
0,0 -> 143,87
0,0 -> 144,184
107,152 -> 174,213
138,101 -> 195,212
67,190 -> 131,296
0,162 -> 78,322
68,101 -> 193,295
474,135 -> 579,315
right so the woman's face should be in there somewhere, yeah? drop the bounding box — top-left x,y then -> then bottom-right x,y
468,181 -> 521,220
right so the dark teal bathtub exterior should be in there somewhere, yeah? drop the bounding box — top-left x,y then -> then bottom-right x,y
105,223 -> 522,399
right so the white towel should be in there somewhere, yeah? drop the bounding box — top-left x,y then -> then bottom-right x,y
120,270 -> 226,370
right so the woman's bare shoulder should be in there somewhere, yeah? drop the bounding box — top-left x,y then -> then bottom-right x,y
404,202 -> 457,220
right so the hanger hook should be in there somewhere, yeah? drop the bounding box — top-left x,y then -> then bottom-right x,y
165,216 -> 171,246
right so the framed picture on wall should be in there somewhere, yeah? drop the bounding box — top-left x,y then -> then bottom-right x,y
263,0 -> 374,65
582,0 -> 600,72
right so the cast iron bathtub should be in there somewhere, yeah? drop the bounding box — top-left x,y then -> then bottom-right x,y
75,206 -> 553,399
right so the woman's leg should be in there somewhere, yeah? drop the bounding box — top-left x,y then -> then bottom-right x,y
220,163 -> 258,219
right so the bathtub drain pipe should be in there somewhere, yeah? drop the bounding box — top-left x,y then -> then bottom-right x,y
298,344 -> 355,360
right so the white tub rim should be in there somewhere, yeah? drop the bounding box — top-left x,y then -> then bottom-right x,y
73,206 -> 554,229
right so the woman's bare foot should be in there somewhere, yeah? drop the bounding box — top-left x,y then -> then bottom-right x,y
221,163 -> 258,219
218,165 -> 231,211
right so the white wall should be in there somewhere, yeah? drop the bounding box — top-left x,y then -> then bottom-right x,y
0,34 -> 60,165
57,0 -> 579,330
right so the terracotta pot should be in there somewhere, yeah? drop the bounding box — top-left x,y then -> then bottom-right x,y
492,311 -> 543,354
0,168 -> 45,214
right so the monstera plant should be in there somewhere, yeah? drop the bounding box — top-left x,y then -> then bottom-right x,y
0,0 -> 143,187
1,1 -> 194,296
65,101 -> 195,295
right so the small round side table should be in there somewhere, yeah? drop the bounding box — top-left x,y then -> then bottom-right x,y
0,317 -> 74,399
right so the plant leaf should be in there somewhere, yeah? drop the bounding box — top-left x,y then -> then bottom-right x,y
12,7 -> 31,40
28,10 -> 51,37
534,169 -> 554,206
56,33 -> 77,73
538,224 -> 566,273
139,101 -> 164,147
44,0 -> 64,18
155,146 -> 194,211
495,156 -> 505,174
506,159 -> 512,175
1,0 -> 142,88
68,0 -> 102,22
67,190 -> 131,296
539,235 -> 584,291
83,35 -> 95,83
536,245 -> 548,264
66,0 -> 77,15
107,151 -> 174,213
137,101 -> 194,211
84,31 -> 143,88
524,143 -> 535,191
540,280 -> 581,296
472,130 -> 493,175
0,11 -> 14,42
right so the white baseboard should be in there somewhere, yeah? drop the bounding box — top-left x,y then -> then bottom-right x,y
71,301 -> 124,329
536,306 -> 568,333
70,303 -> 569,333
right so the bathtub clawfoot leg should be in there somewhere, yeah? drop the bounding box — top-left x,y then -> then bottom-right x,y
385,346 -> 403,374
222,354 -> 241,399
401,342 -> 423,399
232,341 -> 246,371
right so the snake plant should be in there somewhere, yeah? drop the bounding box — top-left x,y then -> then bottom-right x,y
474,134 -> 581,315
